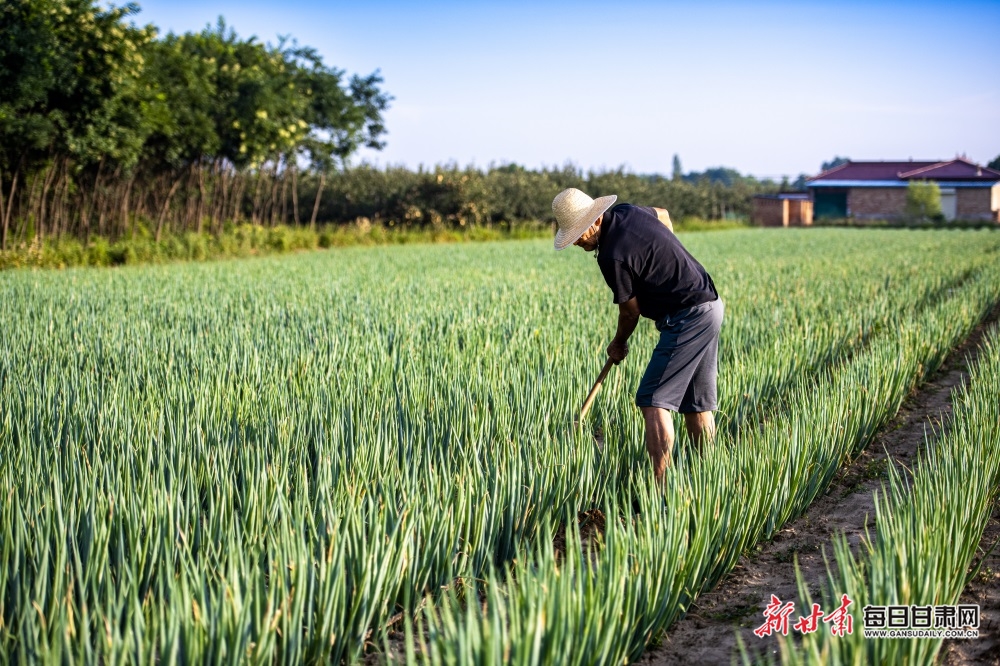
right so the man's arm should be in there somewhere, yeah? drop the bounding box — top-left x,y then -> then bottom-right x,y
607,297 -> 640,364
652,207 -> 674,232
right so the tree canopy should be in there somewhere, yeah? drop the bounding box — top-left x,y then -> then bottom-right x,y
820,156 -> 850,172
0,0 -> 153,172
0,1 -> 391,248
905,180 -> 943,222
1,3 -> 389,175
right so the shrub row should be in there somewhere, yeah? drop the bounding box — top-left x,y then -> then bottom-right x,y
305,164 -> 770,228
0,222 -> 555,270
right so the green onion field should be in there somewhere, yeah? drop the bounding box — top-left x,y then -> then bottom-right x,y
2,228 -> 999,664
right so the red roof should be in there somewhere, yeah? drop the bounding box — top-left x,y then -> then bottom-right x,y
897,159 -> 999,180
809,158 -> 1000,183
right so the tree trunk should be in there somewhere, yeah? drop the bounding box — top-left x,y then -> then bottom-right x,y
37,160 -> 58,240
269,168 -> 281,227
80,157 -> 106,238
24,171 -> 40,243
251,171 -> 264,225
196,159 -> 206,234
155,175 -> 184,242
217,163 -> 232,234
97,165 -> 120,238
291,162 -> 300,225
9,172 -> 23,246
210,160 -> 224,235
120,173 -> 135,237
183,163 -> 197,231
310,171 -> 326,230
52,159 -> 68,237
231,173 -> 246,224
279,161 -> 288,226
0,167 -> 13,251
0,168 -> 5,251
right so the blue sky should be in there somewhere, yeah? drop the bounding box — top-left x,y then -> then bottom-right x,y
137,0 -> 1000,179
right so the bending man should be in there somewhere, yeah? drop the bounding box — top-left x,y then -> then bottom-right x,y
553,188 -> 724,481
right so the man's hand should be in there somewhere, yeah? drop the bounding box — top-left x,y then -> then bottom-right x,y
607,339 -> 629,364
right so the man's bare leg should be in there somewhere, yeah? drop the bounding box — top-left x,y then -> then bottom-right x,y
640,406 -> 674,482
684,411 -> 716,450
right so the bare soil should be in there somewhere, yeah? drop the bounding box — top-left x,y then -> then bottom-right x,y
553,508 -> 607,562
640,307 -> 1000,666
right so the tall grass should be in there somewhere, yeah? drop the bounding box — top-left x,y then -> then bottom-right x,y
767,325 -> 1000,665
0,222 -> 554,271
1,229 -> 998,663
408,242 -> 1000,665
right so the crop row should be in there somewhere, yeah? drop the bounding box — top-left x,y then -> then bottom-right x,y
406,248 -> 1000,665
770,323 -> 1000,665
1,229 -> 998,663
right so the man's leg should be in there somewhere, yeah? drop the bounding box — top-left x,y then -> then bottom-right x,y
641,406 -> 674,482
684,411 -> 716,450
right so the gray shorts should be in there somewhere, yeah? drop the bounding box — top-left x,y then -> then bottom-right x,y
635,299 -> 724,413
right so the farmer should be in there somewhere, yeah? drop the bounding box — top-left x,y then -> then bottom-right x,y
553,188 -> 723,481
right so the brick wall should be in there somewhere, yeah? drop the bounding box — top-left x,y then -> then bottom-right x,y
956,187 -> 995,221
848,188 -> 907,219
752,198 -> 786,226
752,199 -> 814,226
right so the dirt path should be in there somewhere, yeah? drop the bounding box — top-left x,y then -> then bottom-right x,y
641,308 -> 1000,666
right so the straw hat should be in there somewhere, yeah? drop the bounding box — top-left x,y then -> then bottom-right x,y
552,188 -> 617,250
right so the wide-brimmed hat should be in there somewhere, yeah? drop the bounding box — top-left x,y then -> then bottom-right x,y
552,188 -> 617,250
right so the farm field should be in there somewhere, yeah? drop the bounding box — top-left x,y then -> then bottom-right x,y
1,228 -> 1000,664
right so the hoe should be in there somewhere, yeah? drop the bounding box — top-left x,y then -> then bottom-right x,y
575,356 -> 615,435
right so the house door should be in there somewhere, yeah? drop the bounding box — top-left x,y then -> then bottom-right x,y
813,190 -> 847,219
940,189 -> 957,221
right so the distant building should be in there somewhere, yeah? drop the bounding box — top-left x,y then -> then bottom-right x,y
751,193 -> 813,227
806,158 -> 1000,222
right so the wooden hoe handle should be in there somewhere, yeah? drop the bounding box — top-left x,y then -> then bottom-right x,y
579,357 -> 616,423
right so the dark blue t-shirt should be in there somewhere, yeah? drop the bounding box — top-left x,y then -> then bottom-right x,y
596,204 -> 718,321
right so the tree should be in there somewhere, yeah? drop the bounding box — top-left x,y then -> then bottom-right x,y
683,166 -> 744,187
820,156 -> 850,172
905,180 -> 943,222
671,154 -> 682,181
0,0 -> 154,246
0,6 -> 392,244
287,44 -> 391,227
988,155 -> 1000,171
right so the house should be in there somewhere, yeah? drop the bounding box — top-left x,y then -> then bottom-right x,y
806,158 -> 1000,222
751,193 -> 813,227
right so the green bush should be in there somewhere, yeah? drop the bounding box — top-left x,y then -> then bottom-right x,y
905,180 -> 944,223
0,213 -> 758,272
87,237 -> 111,266
183,232 -> 208,260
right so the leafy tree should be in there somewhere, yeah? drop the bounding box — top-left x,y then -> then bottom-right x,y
141,33 -> 221,168
820,156 -> 850,172
0,5 -> 392,245
287,43 -> 391,226
683,167 -> 744,187
0,0 -> 154,246
0,0 -> 153,168
905,180 -> 943,222
988,155 -> 1000,171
